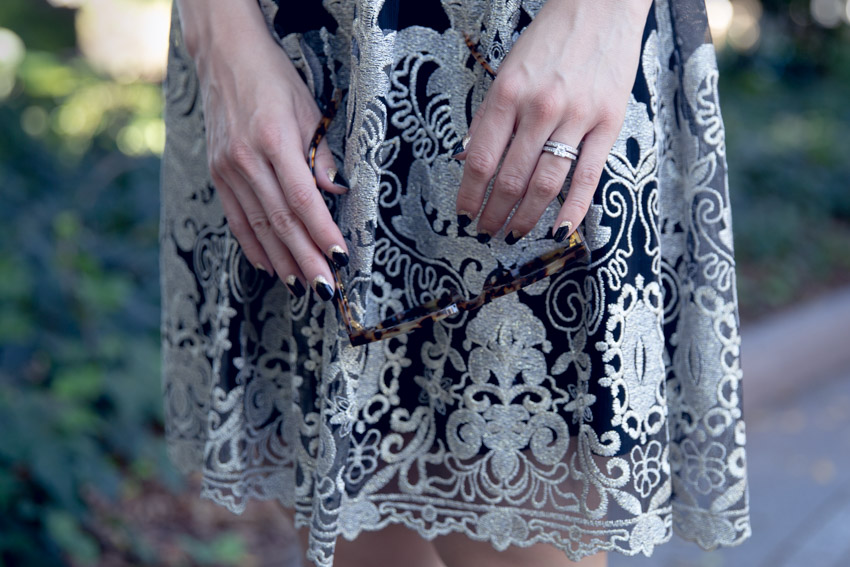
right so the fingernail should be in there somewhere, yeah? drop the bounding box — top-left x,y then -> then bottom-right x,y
505,230 -> 522,246
312,275 -> 334,301
255,262 -> 269,274
476,230 -> 492,244
553,220 -> 573,243
285,275 -> 306,297
327,167 -> 350,190
457,211 -> 473,229
327,244 -> 349,268
451,134 -> 471,158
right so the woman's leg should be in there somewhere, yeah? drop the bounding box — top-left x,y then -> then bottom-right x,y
433,534 -> 607,567
280,505 -> 446,567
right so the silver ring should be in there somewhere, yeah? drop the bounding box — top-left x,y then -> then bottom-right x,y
542,140 -> 579,160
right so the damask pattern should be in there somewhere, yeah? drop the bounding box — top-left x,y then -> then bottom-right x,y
159,1 -> 751,565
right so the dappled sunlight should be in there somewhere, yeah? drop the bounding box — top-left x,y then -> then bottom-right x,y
707,0 -> 850,52
706,0 -> 763,52
74,0 -> 171,82
0,28 -> 25,98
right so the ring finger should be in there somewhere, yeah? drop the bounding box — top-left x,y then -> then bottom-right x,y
503,128 -> 582,244
475,121 -> 551,241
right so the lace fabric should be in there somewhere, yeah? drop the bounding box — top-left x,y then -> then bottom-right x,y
159,1 -> 751,565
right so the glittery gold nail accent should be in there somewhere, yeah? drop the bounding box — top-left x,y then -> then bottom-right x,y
327,167 -> 349,189
285,275 -> 306,298
451,134 -> 472,158
457,210 -> 473,229
327,244 -> 349,268
312,275 -> 334,301
505,229 -> 523,245
255,262 -> 268,273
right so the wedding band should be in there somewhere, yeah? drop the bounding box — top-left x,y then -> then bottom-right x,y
542,140 -> 579,160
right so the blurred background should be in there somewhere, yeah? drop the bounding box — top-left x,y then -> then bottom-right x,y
0,0 -> 848,565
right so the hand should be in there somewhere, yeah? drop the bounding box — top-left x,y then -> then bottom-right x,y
454,0 -> 652,244
177,0 -> 348,300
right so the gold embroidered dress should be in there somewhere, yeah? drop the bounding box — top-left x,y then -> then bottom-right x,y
159,1 -> 751,565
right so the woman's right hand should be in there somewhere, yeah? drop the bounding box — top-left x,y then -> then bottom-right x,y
176,0 -> 348,301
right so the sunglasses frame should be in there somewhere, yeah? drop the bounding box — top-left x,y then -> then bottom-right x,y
307,35 -> 591,346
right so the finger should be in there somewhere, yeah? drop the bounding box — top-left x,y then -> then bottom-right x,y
455,88 -> 517,230
503,128 -> 581,245
312,137 -> 350,195
552,127 -> 613,243
218,168 -> 309,298
211,172 -> 275,275
265,143 -> 350,271
226,150 -> 336,301
475,118 -> 552,239
451,96 -> 488,160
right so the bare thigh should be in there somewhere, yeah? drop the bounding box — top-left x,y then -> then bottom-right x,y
280,505 -> 446,567
433,533 -> 607,567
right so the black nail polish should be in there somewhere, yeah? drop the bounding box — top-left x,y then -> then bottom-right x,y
451,140 -> 466,158
285,276 -> 306,298
328,246 -> 350,268
505,230 -> 522,246
457,213 -> 473,229
334,171 -> 350,190
553,223 -> 572,243
476,232 -> 492,244
313,277 -> 334,302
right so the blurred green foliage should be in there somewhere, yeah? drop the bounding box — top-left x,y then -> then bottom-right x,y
0,2 -> 179,564
0,0 -> 848,565
719,3 -> 850,315
0,58 -> 172,567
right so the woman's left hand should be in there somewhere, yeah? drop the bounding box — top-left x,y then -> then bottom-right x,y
454,0 -> 653,244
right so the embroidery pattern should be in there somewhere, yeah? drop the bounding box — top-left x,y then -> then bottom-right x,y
160,1 -> 751,565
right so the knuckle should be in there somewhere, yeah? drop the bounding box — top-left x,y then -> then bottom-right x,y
285,182 -> 316,217
255,124 -> 281,151
227,215 -> 251,239
596,105 -> 624,129
575,162 -> 605,191
528,92 -> 558,122
227,138 -> 256,171
248,213 -> 274,239
465,149 -> 497,179
209,152 -> 230,177
268,209 -> 299,240
529,170 -> 563,200
495,170 -> 526,200
492,80 -> 519,109
567,101 -> 591,125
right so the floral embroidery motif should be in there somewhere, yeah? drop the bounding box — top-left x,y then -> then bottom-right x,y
159,1 -> 751,565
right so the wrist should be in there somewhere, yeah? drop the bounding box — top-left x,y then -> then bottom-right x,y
175,0 -> 274,71
544,0 -> 652,23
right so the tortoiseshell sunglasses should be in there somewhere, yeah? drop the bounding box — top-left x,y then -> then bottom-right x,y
307,36 -> 591,347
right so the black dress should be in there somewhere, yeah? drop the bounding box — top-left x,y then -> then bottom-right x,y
159,1 -> 751,565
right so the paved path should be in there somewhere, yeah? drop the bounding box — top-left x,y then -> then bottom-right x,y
611,286 -> 850,567
610,365 -> 850,567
